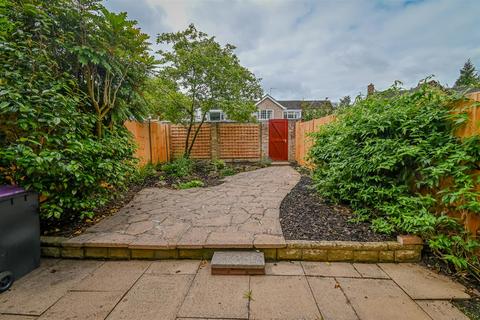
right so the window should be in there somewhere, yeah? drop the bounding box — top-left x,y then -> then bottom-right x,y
257,109 -> 273,120
208,110 -> 225,121
283,111 -> 301,119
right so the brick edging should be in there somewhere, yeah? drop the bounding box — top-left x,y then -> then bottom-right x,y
40,235 -> 423,263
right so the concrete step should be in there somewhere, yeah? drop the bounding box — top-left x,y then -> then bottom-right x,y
271,161 -> 290,166
211,251 -> 265,275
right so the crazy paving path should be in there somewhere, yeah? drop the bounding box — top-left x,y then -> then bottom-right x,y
67,166 -> 300,249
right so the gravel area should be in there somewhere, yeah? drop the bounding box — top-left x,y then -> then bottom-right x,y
280,175 -> 395,242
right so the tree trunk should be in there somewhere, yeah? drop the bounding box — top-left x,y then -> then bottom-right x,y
96,113 -> 103,139
187,112 -> 207,156
184,122 -> 193,158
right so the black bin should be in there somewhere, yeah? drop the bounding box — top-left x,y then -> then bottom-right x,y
0,185 -> 40,293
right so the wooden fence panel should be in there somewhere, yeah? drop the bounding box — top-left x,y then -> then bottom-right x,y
150,122 -> 171,164
218,123 -> 261,160
124,120 -> 170,166
170,124 -> 211,159
455,92 -> 480,235
295,115 -> 336,166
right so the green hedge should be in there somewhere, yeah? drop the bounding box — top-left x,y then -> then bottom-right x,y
309,83 -> 480,277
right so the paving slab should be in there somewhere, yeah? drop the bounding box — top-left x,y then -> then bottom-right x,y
353,263 -> 389,279
106,274 -> 193,320
37,291 -> 122,320
249,275 -> 321,320
417,300 -> 469,320
67,166 -> 299,249
74,260 -> 151,292
205,231 -> 254,248
82,233 -> 136,247
302,262 -> 361,277
177,265 -> 249,319
379,263 -> 470,299
307,277 -> 358,320
253,234 -> 286,248
338,278 -> 431,320
211,251 -> 264,269
265,261 -> 304,275
177,227 -> 211,248
146,260 -> 201,275
0,260 -> 102,315
0,316 -> 37,320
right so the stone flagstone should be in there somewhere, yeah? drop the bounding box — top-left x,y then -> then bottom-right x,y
0,260 -> 102,316
379,263 -> 470,299
337,278 -> 431,320
249,275 -> 321,319
177,265 -> 249,319
265,261 -> 304,275
146,260 -> 200,275
0,315 -> 37,320
353,263 -> 389,279
417,300 -> 469,320
302,262 -> 361,277
74,260 -> 151,292
106,274 -> 193,320
307,277 -> 358,320
38,291 -> 122,320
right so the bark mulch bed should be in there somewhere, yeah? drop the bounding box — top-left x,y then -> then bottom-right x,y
280,175 -> 395,242
159,161 -> 268,189
41,174 -> 161,237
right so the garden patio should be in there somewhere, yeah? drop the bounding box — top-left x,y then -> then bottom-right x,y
0,259 -> 471,320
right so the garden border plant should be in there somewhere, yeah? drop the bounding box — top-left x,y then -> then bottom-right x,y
0,0 -> 155,224
309,80 -> 480,280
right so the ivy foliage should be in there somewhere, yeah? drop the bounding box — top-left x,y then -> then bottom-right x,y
309,82 -> 480,277
0,1 -> 149,222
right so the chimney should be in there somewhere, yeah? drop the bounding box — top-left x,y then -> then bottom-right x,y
367,83 -> 375,96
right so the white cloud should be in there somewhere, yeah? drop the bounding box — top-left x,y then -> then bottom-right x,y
105,0 -> 480,100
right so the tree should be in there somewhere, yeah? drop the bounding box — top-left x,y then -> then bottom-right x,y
454,59 -> 480,88
154,24 -> 262,157
73,1 -> 156,138
0,0 -> 140,222
338,95 -> 351,108
302,100 -> 334,121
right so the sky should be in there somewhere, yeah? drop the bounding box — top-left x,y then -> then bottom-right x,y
105,0 -> 480,101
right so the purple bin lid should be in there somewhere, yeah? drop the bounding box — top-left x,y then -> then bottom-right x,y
0,185 -> 26,199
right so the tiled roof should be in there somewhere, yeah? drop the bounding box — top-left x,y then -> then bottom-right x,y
277,100 -> 331,110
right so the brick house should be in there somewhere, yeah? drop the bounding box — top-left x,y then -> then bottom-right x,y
198,94 -> 331,122
254,94 -> 331,121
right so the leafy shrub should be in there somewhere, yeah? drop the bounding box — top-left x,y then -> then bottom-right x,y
130,163 -> 158,185
161,157 -> 194,178
0,132 -> 137,221
220,167 -> 236,177
0,1 -> 143,223
309,82 -> 480,277
212,159 -> 226,171
176,180 -> 204,189
259,158 -> 272,167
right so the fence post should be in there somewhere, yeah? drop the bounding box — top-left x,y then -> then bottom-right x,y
210,123 -> 219,160
147,118 -> 153,164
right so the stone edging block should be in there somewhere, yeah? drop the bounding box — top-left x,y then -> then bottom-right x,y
40,234 -> 423,263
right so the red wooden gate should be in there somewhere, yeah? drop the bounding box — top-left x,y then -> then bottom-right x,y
269,119 -> 288,161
